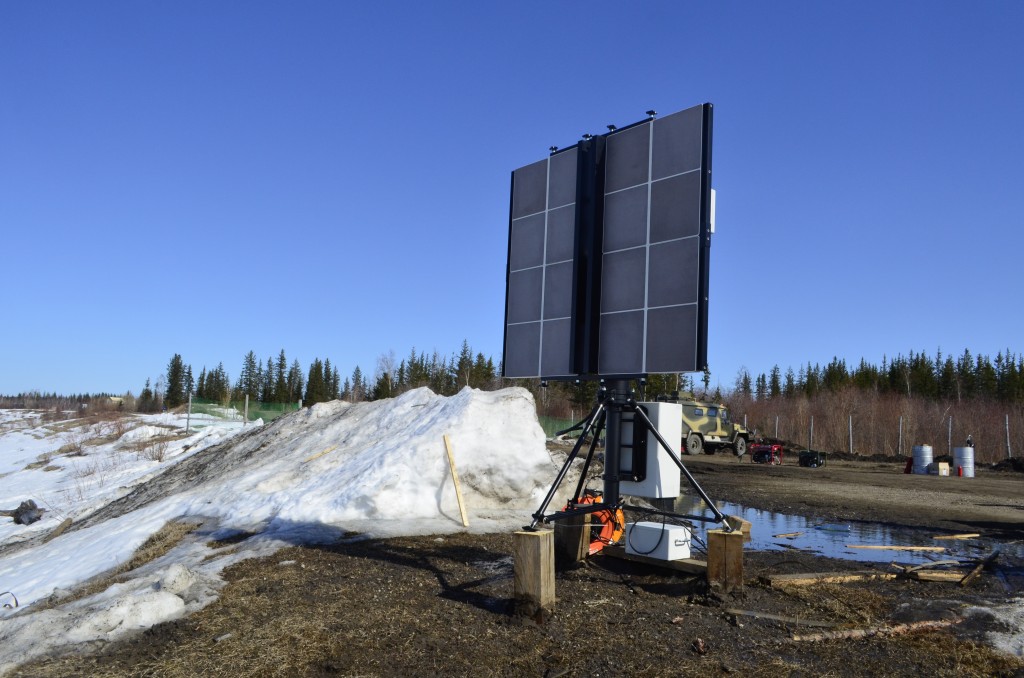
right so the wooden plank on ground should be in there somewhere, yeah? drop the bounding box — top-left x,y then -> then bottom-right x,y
910,570 -> 964,583
792,618 -> 962,642
601,545 -> 707,575
763,571 -> 898,588
846,544 -> 945,552
723,607 -> 839,628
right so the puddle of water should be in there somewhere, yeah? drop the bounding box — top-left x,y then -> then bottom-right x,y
658,497 -> 1022,566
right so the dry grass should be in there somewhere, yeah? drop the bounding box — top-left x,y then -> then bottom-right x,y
33,519 -> 202,613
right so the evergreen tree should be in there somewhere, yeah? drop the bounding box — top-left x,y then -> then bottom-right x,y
350,365 -> 365,402
456,340 -> 473,387
287,359 -> 304,403
956,349 -> 974,399
768,365 -> 781,399
323,358 -> 335,400
755,373 -> 768,400
822,357 -> 849,392
261,356 -> 275,402
305,358 -> 328,405
975,354 -> 998,399
138,378 -> 155,413
275,350 -> 288,403
164,354 -> 186,408
783,367 -> 796,398
236,351 -> 261,402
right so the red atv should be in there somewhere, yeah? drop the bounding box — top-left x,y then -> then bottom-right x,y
750,443 -> 784,465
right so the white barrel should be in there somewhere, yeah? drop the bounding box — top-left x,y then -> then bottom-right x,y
912,445 -> 933,475
953,447 -> 975,478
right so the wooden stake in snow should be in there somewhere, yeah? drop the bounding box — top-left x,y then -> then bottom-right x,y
303,445 -> 338,463
444,434 -> 469,527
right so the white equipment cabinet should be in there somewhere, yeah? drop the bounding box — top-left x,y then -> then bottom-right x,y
619,401 -> 682,499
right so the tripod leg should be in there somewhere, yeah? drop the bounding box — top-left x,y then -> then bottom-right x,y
570,407 -> 606,502
528,402 -> 604,529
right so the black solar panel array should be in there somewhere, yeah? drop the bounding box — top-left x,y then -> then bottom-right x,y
503,103 -> 713,379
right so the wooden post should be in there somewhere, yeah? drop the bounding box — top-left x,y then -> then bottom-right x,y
554,512 -> 590,566
707,529 -> 744,593
513,530 -> 555,621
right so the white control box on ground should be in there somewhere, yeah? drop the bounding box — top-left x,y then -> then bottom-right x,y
625,521 -> 692,561
619,401 -> 682,499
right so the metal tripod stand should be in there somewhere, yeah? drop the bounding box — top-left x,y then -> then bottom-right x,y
529,379 -> 729,532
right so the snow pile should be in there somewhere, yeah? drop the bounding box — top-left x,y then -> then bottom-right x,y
0,387 -> 550,673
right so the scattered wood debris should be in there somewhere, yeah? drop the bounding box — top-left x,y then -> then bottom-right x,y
931,533 -> 980,541
723,607 -> 838,628
909,571 -> 964,583
772,531 -> 803,538
847,544 -> 945,552
960,550 -> 1000,587
792,618 -> 962,642
761,571 -> 897,588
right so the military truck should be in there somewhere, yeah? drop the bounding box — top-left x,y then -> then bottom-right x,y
656,394 -> 750,457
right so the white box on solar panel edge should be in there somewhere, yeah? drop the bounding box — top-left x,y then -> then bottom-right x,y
620,401 -> 682,499
624,521 -> 692,561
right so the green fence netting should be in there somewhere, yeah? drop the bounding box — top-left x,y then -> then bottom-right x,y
538,415 -> 580,438
190,398 -> 300,423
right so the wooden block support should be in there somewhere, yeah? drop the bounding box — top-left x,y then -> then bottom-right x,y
601,545 -> 707,575
707,529 -> 744,593
513,530 -> 555,619
554,512 -> 590,567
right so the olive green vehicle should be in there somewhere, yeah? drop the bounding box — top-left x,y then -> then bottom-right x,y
656,395 -> 750,457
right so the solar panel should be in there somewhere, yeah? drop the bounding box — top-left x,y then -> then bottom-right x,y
599,106 -> 710,376
503,103 -> 713,380
503,148 -> 580,378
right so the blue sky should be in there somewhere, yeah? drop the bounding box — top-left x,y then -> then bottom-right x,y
2,2 -> 1022,396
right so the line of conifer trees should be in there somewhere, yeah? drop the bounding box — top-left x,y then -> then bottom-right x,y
736,349 -> 1024,404
136,341 -> 502,413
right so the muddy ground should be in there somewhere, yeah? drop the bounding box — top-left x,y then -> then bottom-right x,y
12,450 -> 1024,677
